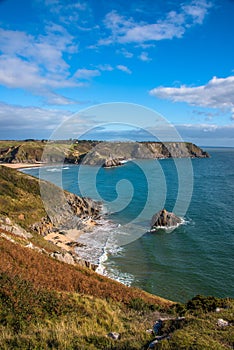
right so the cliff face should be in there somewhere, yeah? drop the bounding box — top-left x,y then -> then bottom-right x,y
0,142 -> 45,163
0,140 -> 209,165
81,141 -> 209,165
0,165 -> 102,270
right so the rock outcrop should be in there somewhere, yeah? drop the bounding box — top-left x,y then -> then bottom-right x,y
0,217 -> 32,239
32,192 -> 102,236
103,158 -> 122,168
151,209 -> 182,230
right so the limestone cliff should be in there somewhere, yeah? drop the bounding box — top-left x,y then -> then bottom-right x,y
0,140 -> 209,166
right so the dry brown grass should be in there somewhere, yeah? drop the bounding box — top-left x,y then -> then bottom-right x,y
0,237 -> 172,307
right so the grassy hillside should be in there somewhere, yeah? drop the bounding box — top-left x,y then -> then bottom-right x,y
0,236 -> 169,306
0,165 -> 46,228
0,165 -> 233,349
1,233 -> 233,350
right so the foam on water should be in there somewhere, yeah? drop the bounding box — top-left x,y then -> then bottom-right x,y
44,166 -> 70,172
101,265 -> 135,286
75,219 -> 118,266
46,167 -> 61,172
75,219 -> 137,285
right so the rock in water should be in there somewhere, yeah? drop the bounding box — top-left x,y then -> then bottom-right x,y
102,158 -> 122,168
151,209 -> 182,230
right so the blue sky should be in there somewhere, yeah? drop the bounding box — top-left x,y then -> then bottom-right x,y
0,0 -> 233,145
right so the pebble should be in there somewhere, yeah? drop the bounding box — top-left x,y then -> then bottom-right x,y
217,318 -> 229,327
107,332 -> 120,340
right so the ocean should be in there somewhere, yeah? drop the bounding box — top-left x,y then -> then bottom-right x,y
22,148 -> 234,302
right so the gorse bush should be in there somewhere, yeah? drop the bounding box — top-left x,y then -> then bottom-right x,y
173,294 -> 231,316
185,294 -> 230,313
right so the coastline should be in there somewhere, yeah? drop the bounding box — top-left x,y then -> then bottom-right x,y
2,162 -> 175,284
0,163 -> 109,274
1,162 -> 43,169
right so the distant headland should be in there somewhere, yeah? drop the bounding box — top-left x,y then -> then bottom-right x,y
0,140 -> 209,166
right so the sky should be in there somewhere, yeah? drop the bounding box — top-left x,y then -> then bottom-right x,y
0,0 -> 234,146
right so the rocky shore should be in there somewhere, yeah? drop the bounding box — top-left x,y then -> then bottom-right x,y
0,165 -> 103,271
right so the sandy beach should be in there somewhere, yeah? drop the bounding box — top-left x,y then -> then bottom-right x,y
44,219 -> 98,253
44,230 -> 84,252
1,163 -> 43,169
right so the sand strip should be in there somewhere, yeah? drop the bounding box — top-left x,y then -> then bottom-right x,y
1,163 -> 43,169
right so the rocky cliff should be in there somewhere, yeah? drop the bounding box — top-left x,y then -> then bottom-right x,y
81,141 -> 209,166
0,140 -> 209,166
0,165 -> 102,270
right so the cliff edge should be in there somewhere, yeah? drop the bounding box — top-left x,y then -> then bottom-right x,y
0,140 -> 209,166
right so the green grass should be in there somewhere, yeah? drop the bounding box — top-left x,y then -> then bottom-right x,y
153,296 -> 234,349
0,271 -> 233,349
0,165 -> 46,228
0,272 -> 157,350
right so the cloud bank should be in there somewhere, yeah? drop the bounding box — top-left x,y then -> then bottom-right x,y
150,76 -> 234,118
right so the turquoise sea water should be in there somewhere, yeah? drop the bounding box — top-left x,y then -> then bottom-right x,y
23,148 -> 234,302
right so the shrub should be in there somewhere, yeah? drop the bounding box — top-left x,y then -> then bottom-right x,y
185,295 -> 229,314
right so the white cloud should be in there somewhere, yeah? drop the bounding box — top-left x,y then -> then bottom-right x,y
149,76 -> 234,118
138,51 -> 151,62
74,68 -> 101,80
97,64 -> 114,71
0,101 -> 98,139
182,0 -> 212,24
117,48 -> 134,58
99,0 -> 212,45
0,55 -> 77,90
43,0 -> 87,17
44,92 -> 79,105
0,25 -> 89,105
116,65 -> 132,74
0,102 -> 72,131
0,25 -> 76,75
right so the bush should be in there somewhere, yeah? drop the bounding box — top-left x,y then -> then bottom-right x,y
185,295 -> 229,314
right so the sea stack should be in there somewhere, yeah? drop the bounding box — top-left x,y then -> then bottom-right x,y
102,158 -> 122,168
151,209 -> 182,230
